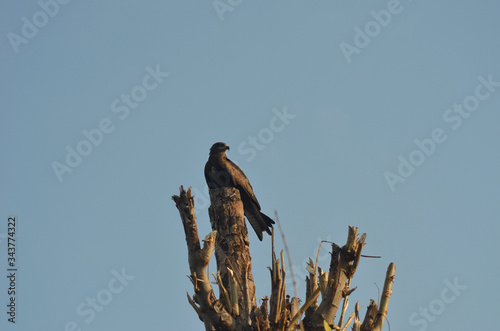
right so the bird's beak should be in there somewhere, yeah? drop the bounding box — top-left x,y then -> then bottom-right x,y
226,145 -> 230,151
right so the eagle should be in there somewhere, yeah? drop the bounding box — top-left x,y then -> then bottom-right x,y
204,142 -> 274,241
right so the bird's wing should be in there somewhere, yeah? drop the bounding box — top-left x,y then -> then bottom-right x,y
205,158 -> 232,189
224,158 -> 261,210
244,202 -> 265,241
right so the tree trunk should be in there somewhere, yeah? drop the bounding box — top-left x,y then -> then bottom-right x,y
209,187 -> 258,329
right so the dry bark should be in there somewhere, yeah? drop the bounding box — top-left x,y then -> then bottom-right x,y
172,186 -> 395,331
208,187 -> 258,328
172,186 -> 234,330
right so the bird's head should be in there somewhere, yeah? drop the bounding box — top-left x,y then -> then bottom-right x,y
209,142 -> 230,155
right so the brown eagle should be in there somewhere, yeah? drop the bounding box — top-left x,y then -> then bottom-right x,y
204,142 -> 274,241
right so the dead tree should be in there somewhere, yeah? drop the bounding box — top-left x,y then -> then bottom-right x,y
172,186 -> 395,331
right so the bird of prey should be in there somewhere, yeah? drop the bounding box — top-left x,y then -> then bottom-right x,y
204,142 -> 274,241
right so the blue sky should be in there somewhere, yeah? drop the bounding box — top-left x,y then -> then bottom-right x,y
1,1 -> 499,330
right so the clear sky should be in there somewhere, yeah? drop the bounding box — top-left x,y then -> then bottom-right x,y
1,1 -> 499,330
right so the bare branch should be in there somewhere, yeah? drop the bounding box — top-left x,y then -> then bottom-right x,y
373,263 -> 395,331
287,287 -> 320,330
174,185 -> 395,331
276,211 -> 299,300
216,271 -> 232,315
172,186 -> 234,329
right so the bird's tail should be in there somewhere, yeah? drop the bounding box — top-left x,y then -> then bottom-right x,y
260,212 -> 275,236
245,206 -> 275,241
